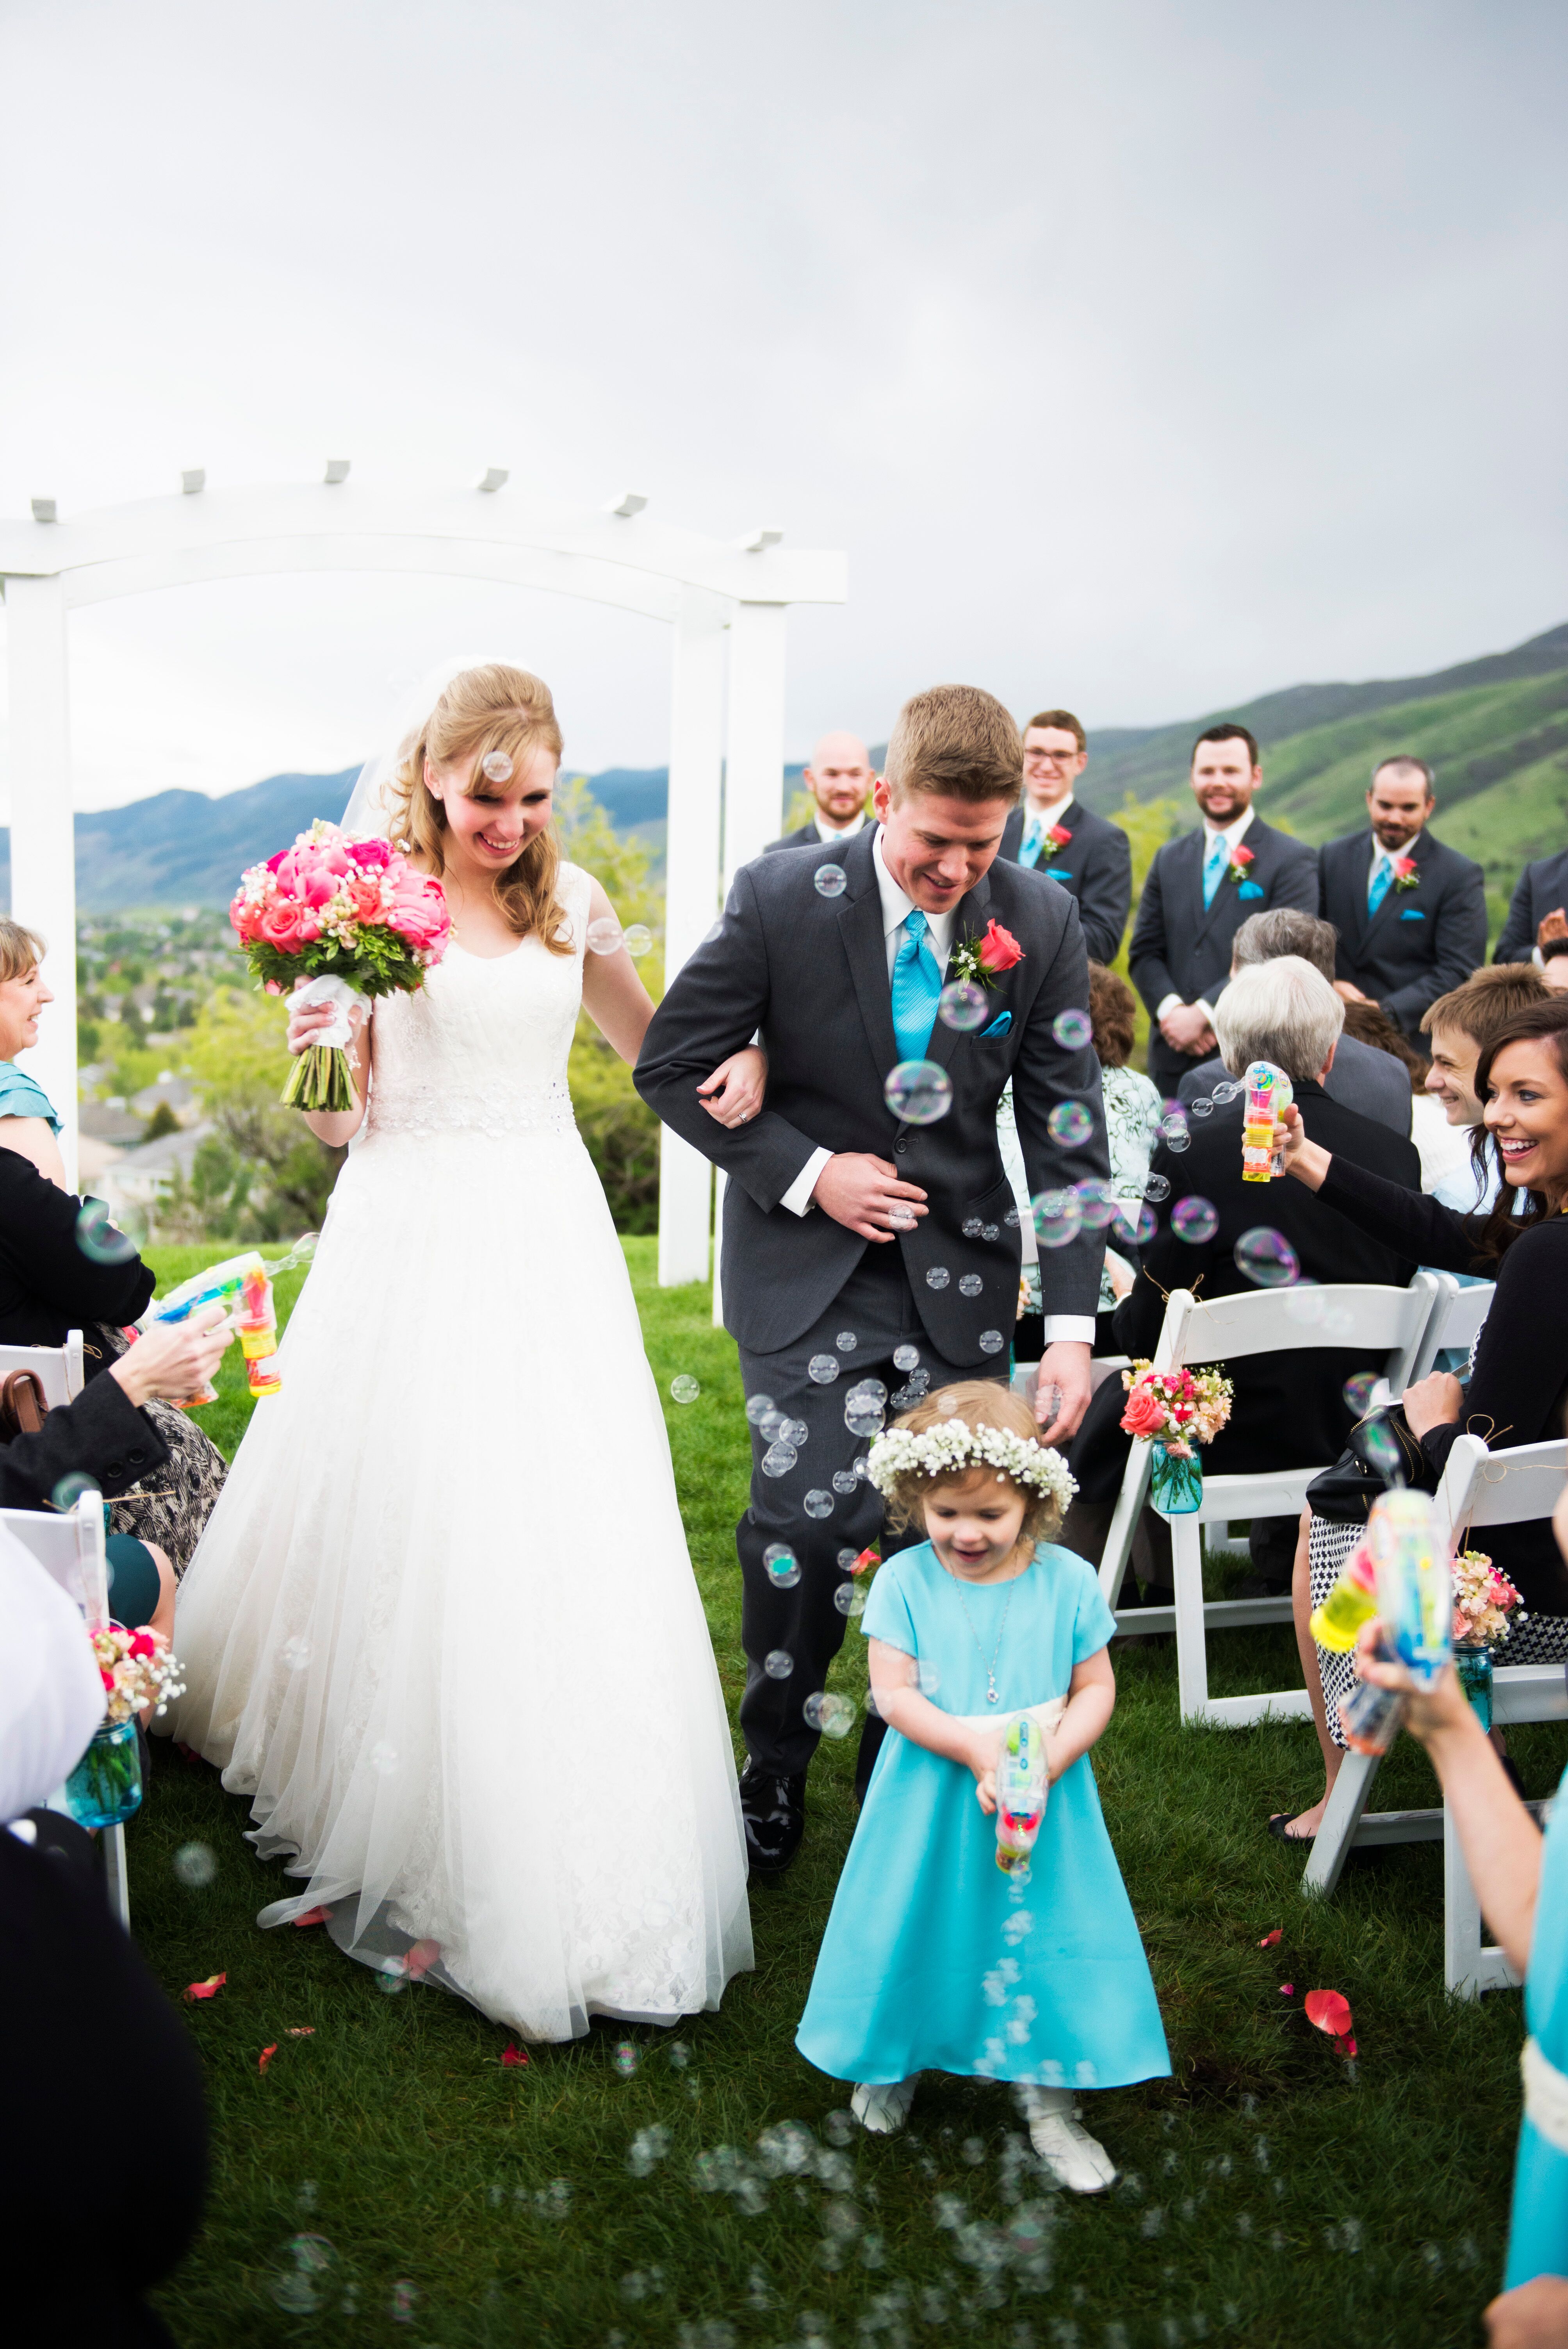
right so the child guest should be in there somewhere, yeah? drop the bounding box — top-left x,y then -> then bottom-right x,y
796,1384 -> 1169,2190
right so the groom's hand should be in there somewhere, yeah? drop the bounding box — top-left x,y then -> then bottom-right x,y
1035,1341 -> 1091,1445
811,1154 -> 929,1242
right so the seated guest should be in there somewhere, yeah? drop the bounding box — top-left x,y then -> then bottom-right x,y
1177,909 -> 1413,1137
997,709 -> 1133,966
1008,962 -> 1160,1362
1,1528 -> 208,2343
1275,997 -> 1568,1843
1064,956 -> 1420,1599
1419,965 -> 1548,1212
1334,998 -> 1461,1189
1494,847 -> 1568,966
0,916 -> 68,1185
1319,756 -> 1488,1043
766,732 -> 874,853
1543,935 -> 1568,994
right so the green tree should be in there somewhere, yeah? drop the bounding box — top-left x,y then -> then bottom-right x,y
179,987 -> 343,1240
554,778 -> 665,1231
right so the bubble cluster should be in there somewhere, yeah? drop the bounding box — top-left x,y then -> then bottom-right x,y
622,924 -> 654,959
761,1442 -> 797,1477
76,1200 -> 138,1265
884,1059 -> 953,1125
925,1265 -> 951,1290
585,916 -> 623,954
1160,1112 -> 1192,1153
1032,1189 -> 1082,1249
763,1543 -> 800,1587
173,1841 -> 217,1888
938,979 -> 989,1032
270,2234 -> 339,2314
670,1375 -> 701,1404
804,1489 -> 834,1518
480,749 -> 513,783
1051,1007 -> 1093,1051
1047,1100 -> 1094,1147
1234,1227 -> 1300,1287
613,2040 -> 641,2076
745,1392 -> 775,1425
807,1354 -> 840,1384
804,1691 -> 856,1738
1171,1196 -> 1219,1245
813,863 -> 848,899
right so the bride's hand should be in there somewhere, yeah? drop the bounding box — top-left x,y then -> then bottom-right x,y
286,984 -> 336,1058
698,1046 -> 767,1128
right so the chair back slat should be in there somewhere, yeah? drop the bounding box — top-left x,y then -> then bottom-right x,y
0,1332 -> 84,1410
1433,1281 -> 1495,1360
1436,1432 -> 1567,1545
0,1493 -> 109,1631
1165,1274 -> 1440,1390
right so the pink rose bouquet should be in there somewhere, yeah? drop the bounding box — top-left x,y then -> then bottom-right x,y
230,821 -> 451,1111
1451,1548 -> 1525,1652
1118,1360 -> 1234,1458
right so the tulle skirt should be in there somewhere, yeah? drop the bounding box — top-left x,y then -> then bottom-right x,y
171,1121 -> 753,2039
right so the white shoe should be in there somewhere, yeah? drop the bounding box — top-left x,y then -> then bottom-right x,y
851,2076 -> 919,2134
1023,2099 -> 1117,2192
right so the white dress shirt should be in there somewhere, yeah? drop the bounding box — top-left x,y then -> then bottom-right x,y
1156,806 -> 1256,1025
812,809 -> 867,844
1020,788 -> 1074,854
781,829 -> 1095,1348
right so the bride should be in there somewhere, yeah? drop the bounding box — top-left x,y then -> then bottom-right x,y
172,663 -> 759,2039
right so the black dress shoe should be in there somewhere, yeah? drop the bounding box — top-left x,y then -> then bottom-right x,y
738,1762 -> 806,1878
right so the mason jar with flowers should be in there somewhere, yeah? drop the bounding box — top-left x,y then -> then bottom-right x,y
65,1624 -> 187,1831
1118,1361 -> 1235,1515
1449,1548 -> 1525,1732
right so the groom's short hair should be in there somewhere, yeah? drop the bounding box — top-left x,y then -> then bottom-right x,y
884,685 -> 1023,807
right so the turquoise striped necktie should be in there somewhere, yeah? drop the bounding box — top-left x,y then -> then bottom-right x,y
1019,823 -> 1044,870
1202,834 -> 1228,910
1368,854 -> 1393,914
890,911 -> 944,1064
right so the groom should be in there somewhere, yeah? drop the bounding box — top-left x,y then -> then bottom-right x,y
636,684 -> 1108,1876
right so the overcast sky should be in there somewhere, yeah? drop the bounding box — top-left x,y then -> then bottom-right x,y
1,0 -> 1563,811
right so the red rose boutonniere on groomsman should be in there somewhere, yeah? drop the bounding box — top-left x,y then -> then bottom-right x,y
1391,855 -> 1420,892
1040,823 -> 1073,862
1226,842 -> 1256,889
949,919 -> 1026,993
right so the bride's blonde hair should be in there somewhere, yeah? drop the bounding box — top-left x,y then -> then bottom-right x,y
385,664 -> 571,955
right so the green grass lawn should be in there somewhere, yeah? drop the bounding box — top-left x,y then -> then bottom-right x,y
136,1239 -> 1554,2348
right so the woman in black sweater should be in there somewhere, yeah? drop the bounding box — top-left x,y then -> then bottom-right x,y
1280,996 -> 1568,1615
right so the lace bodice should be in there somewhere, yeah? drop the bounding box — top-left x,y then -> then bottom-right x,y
365,864 -> 591,1141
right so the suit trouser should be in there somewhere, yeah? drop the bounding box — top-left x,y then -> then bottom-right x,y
736,1246 -> 1007,1777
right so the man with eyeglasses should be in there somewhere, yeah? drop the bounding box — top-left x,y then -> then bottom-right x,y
998,709 -> 1131,966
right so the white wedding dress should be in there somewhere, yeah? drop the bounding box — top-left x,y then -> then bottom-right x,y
171,863 -> 752,2038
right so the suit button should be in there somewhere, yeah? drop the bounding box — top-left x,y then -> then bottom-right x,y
105,1461 -> 123,1479
894,1139 -> 907,1155
127,1449 -> 146,1466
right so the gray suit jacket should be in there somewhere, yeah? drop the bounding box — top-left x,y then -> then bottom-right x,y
635,826 -> 1110,1356
997,798 -> 1132,967
1176,1034 -> 1413,1137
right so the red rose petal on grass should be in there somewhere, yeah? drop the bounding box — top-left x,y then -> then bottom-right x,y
852,1548 -> 881,1576
286,2027 -> 315,2038
183,1973 -> 226,2001
501,2044 -> 529,2068
291,1906 -> 333,1928
1257,1930 -> 1282,1948
1338,2037 -> 1358,2059
1279,1984 -> 1294,1997
1304,1989 -> 1354,2040
258,2044 -> 278,2073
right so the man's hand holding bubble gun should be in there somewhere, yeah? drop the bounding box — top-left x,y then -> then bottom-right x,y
133,1235 -> 318,1408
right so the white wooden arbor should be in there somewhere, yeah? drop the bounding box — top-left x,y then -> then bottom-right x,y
0,472 -> 847,1281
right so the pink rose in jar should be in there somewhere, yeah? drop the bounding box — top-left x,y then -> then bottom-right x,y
1120,1383 -> 1167,1440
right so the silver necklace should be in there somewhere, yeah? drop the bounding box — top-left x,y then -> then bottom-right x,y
950,1568 -> 1019,1705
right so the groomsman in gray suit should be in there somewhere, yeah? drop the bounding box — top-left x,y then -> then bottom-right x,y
997,709 -> 1133,967
1495,848 -> 1568,967
1318,757 -> 1487,1043
766,732 -> 875,854
637,686 -> 1108,1877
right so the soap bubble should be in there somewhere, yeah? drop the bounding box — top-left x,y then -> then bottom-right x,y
836,1547 -> 861,1570
814,863 -> 848,899
764,1651 -> 794,1681
804,1490 -> 834,1518
763,1543 -> 801,1588
76,1200 -> 137,1265
758,1408 -> 785,1441
1047,1100 -> 1094,1147
173,1841 -> 217,1888
978,1330 -> 1005,1355
622,924 -> 654,958
1213,1080 -> 1244,1103
805,1691 -> 856,1738
1190,1096 -> 1215,1118
745,1392 -> 776,1425
831,1469 -> 859,1495
1343,1372 -> 1378,1416
1171,1196 -> 1219,1245
833,1581 -> 867,1617
835,1331 -> 857,1352
884,1060 -> 953,1125
1032,1189 -> 1082,1249
926,1265 -> 951,1290
938,980 -> 988,1031
1234,1228 -> 1300,1287
845,1401 -> 884,1438
893,1346 -> 919,1372
377,1968 -> 407,1996
808,1354 -> 840,1384
959,1273 -> 983,1297
962,1217 -> 983,1238
761,1442 -> 798,1477
887,1205 -> 917,1230
586,916 -> 624,954
1074,1178 -> 1120,1229
890,1384 -> 920,1411
613,2041 -> 641,2076
781,1417 -> 809,1445
1363,1419 -> 1405,1481
1004,1205 -> 1020,1227
982,1223 -> 999,1241
51,1471 -> 100,1514
1052,1007 -> 1093,1051
1162,1117 -> 1192,1153
670,1375 -> 701,1404
369,1740 -> 400,1776
480,749 -> 513,783
281,1636 -> 312,1672
1144,1172 -> 1171,1203
270,2234 -> 339,2314
1112,1198 -> 1159,1249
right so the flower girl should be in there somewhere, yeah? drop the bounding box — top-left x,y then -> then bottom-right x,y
796,1383 -> 1169,2190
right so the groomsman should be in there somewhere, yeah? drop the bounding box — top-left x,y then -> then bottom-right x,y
1318,757 -> 1487,1042
997,708 -> 1132,966
767,732 -> 875,853
1128,724 -> 1319,1096
1495,847 -> 1568,967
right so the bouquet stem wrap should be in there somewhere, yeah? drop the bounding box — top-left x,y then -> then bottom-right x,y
280,975 -> 372,1112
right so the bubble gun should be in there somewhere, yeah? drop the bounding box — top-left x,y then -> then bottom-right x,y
139,1234 -> 315,1408
1341,1488 -> 1452,1755
994,1713 -> 1050,1876
1242,1060 -> 1293,1182
1308,1537 -> 1377,1653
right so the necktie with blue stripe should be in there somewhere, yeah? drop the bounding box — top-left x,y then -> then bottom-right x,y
1202,834 -> 1228,911
890,911 -> 944,1064
1367,854 -> 1393,914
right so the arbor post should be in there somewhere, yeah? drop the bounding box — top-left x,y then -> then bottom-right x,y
657,588 -> 727,1287
5,572 -> 78,1188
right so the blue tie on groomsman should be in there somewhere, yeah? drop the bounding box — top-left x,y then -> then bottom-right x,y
996,709 -> 1132,968
1127,723 -> 1320,1097
1495,845 -> 1568,967
1317,756 -> 1488,1042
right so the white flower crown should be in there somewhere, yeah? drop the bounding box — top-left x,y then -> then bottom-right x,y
866,1418 -> 1078,1513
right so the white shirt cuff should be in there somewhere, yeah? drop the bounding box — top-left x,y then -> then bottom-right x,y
1156,993 -> 1185,1021
1039,1316 -> 1096,1346
781,1146 -> 832,1216
1194,999 -> 1216,1026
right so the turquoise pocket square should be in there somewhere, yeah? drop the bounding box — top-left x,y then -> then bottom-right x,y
1399,909 -> 1426,921
1238,882 -> 1265,900
981,1012 -> 1012,1039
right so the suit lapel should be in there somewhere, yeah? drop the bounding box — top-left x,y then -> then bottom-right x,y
836,832 -> 901,1076
1362,827 -> 1427,949
923,870 -> 995,1080
1345,833 -> 1376,949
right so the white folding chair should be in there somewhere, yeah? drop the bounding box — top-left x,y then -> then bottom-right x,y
1096,1273 -> 1445,1727
1424,1277 -> 1495,1373
1303,1430 -> 1567,1996
4,1490 -> 130,1931
0,1329 -> 85,1406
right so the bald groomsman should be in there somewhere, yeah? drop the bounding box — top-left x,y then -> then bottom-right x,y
767,733 -> 875,854
1318,757 -> 1487,1043
998,708 -> 1132,966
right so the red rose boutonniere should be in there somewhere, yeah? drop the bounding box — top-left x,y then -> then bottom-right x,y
1040,822 -> 1073,862
950,919 -> 1026,991
1391,855 -> 1420,892
1226,842 -> 1256,888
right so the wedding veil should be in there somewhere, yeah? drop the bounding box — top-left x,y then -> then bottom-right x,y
339,656 -> 517,840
